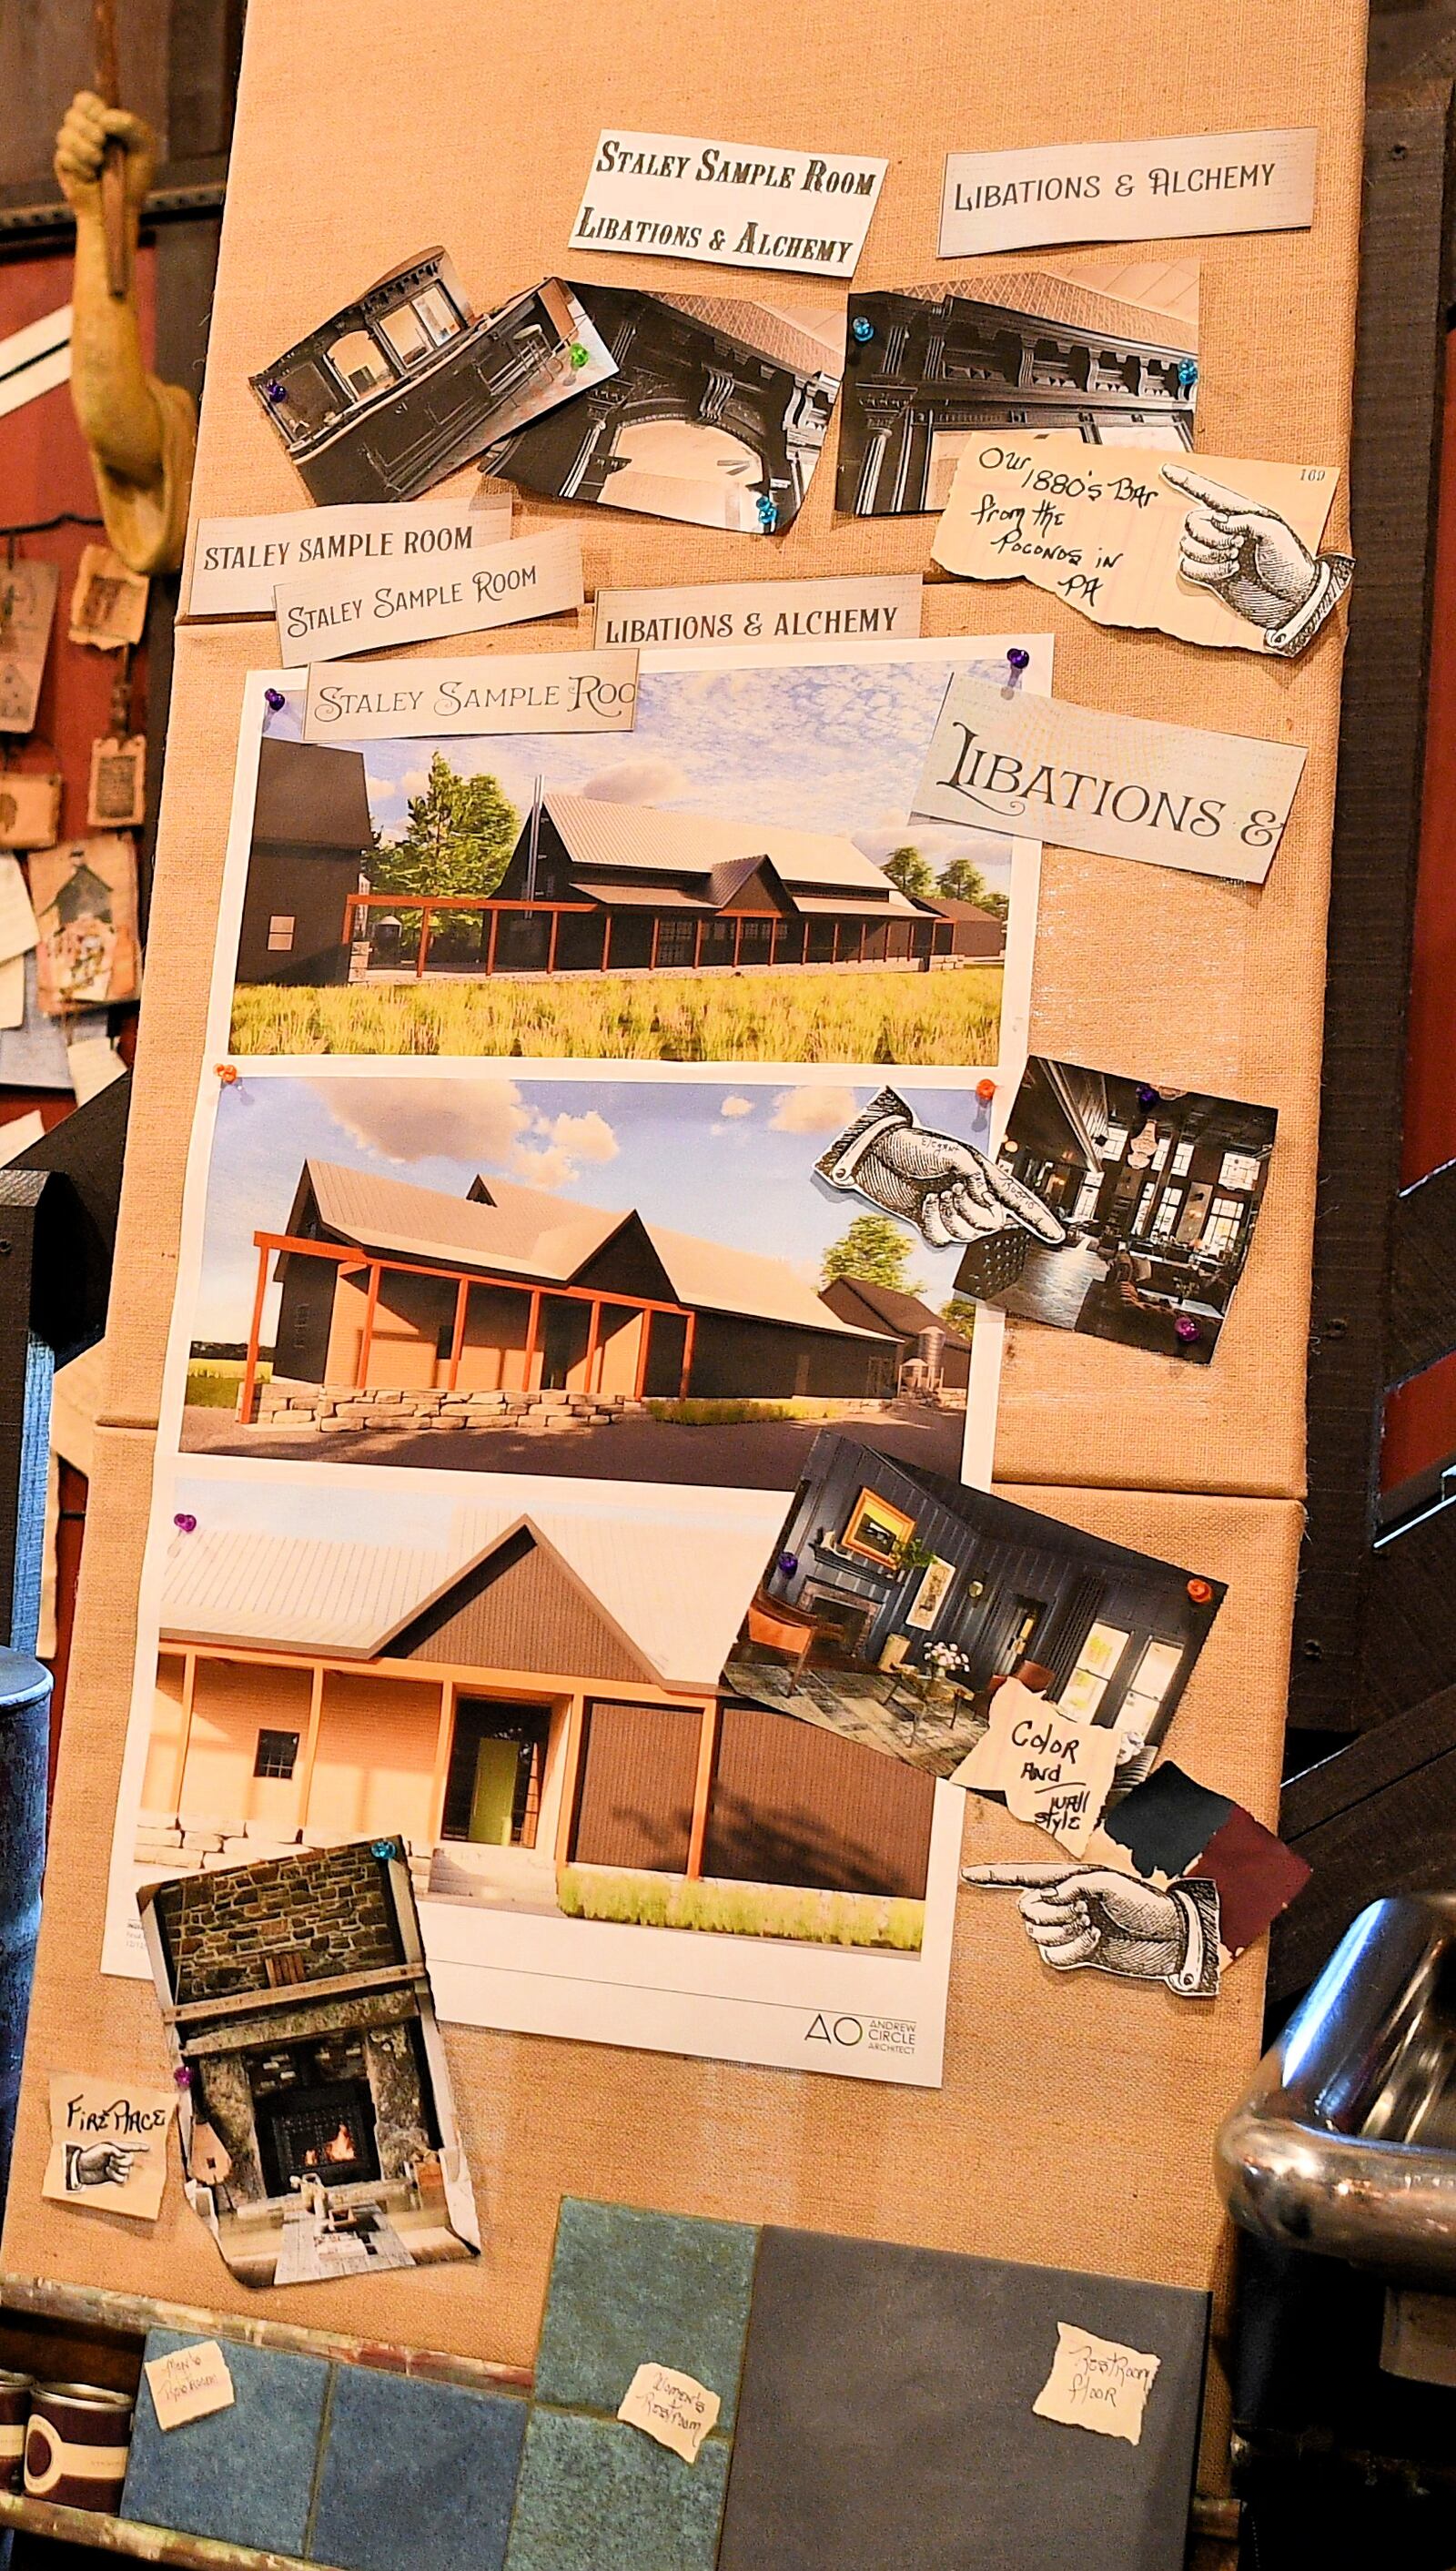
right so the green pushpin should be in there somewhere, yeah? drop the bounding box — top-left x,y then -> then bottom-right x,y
570,342 -> 590,369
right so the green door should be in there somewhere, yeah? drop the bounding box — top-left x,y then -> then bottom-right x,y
468,1736 -> 521,1845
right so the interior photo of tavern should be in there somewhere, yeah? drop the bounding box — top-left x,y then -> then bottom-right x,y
133,1499 -> 936,1953
191,1155 -> 970,1488
726,1432 -> 1225,1779
952,1057 -> 1278,1364
234,739 -> 1002,991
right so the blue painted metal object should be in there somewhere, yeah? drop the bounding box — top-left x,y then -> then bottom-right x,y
0,1648 -> 50,2219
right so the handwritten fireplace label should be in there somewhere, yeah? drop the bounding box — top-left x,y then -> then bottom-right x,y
275,528 -> 583,663
303,649 -> 639,742
145,2341 -> 236,2432
617,2363 -> 721,2464
938,128 -> 1319,258
912,672 -> 1306,886
43,2073 -> 177,2222
1034,2323 -> 1161,2444
570,131 -> 887,278
949,1678 -> 1119,1853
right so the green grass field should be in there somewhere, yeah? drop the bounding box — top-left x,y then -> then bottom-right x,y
228,965 -> 1003,1065
186,1358 -> 269,1408
558,1865 -> 925,1950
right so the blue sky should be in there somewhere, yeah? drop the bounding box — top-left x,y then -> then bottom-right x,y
266,654 -> 1016,886
190,1071 -> 990,1341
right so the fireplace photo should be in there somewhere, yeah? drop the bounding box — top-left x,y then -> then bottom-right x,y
138,1837 -> 479,2289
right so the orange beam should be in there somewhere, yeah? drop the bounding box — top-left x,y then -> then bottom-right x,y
487,907 -> 500,974
583,1296 -> 602,1394
417,901 -> 433,980
168,1649 -> 197,1811
446,1275 -> 470,1390
546,908 -> 561,973
357,1260 -> 382,1389
650,916 -> 660,970
239,1239 -> 271,1426
428,1679 -> 457,1844
554,1695 -> 585,1867
250,1233 -> 692,1321
295,1663 -> 326,1832
633,1307 -> 652,1401
525,1287 -> 542,1389
679,1309 -> 696,1400
685,1698 -> 720,1881
601,915 -> 612,971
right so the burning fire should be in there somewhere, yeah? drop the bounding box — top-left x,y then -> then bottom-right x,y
303,2122 -> 357,2168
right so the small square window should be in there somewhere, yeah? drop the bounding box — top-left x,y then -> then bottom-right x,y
268,915 -> 296,951
254,1727 -> 299,1780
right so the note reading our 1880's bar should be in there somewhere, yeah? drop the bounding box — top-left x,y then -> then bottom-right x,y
302,648 -> 638,742
913,673 -> 1306,885
571,130 -> 887,278
939,127 -> 1319,258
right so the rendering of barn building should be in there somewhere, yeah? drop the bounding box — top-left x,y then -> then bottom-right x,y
236,736 -> 373,988
239,1158 -> 899,1428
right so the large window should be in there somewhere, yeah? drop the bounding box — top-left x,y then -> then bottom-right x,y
1060,1621 -> 1129,1720
327,329 -> 394,398
1201,1195 -> 1247,1256
1119,1639 -> 1184,1736
654,917 -> 696,967
1149,1189 -> 1183,1242
1171,1139 -> 1195,1176
1219,1149 -> 1262,1191
842,1488 -> 918,1567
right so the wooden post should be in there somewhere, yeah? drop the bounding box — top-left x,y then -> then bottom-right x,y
295,1664 -> 326,1833
428,1680 -> 457,1846
650,917 -> 660,970
679,1309 -> 696,1399
417,904 -> 433,979
525,1288 -> 542,1388
547,908 -> 561,974
168,1650 -> 197,1811
831,921 -> 840,964
446,1275 -> 470,1390
554,1695 -> 585,1867
357,1261 -> 382,1388
693,918 -> 704,968
633,1308 -> 652,1400
239,1239 -> 271,1426
601,915 -> 612,971
859,922 -> 869,963
685,1698 -> 720,1882
487,908 -> 500,975
769,918 -> 780,966
733,916 -> 743,967
583,1297 -> 602,1393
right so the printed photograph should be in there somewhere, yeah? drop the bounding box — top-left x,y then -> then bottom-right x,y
31,833 -> 142,1012
480,278 -> 843,535
176,1068 -> 989,1491
950,1058 -> 1278,1364
725,1430 -> 1225,1781
226,642 -> 1027,1065
250,253 -> 618,507
139,1838 -> 480,2288
836,258 -> 1199,517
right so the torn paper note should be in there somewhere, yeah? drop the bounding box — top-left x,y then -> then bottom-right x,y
43,2073 -> 177,2222
0,560 -> 58,733
69,546 -> 147,649
303,649 -> 638,742
912,673 -> 1307,885
939,129 -> 1318,258
934,438 -> 1347,658
144,2342 -> 235,2431
571,131 -> 886,279
617,2363 -> 721,2463
0,855 -> 36,966
187,493 -> 514,618
949,1677 -> 1120,1853
274,526 -> 584,663
1034,2323 -> 1161,2444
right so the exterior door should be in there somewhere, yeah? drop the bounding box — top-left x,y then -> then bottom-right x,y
468,1736 -> 521,1844
442,1700 -> 551,1846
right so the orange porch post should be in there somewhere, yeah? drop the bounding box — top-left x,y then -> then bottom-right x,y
295,1664 -> 327,1832
732,916 -> 743,966
554,1695 -> 586,1867
650,917 -> 661,970
446,1275 -> 470,1390
633,1307 -> 652,1400
428,1680 -> 458,1845
693,918 -> 704,968
547,908 -> 561,973
357,1260 -> 382,1388
168,1649 -> 197,1811
417,902 -> 433,979
583,1297 -> 602,1394
239,1238 -> 271,1426
601,915 -> 612,970
831,921 -> 841,963
487,907 -> 500,974
678,1309 -> 696,1400
685,1698 -> 720,1881
525,1288 -> 543,1389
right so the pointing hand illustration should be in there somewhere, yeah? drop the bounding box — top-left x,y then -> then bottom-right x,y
66,2141 -> 146,2189
963,1859 -> 1208,1989
1162,464 -> 1332,634
817,1088 -> 1069,1250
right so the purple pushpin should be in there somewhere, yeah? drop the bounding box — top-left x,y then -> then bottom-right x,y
1136,1083 -> 1158,1108
264,687 -> 286,714
777,1552 -> 799,1575
1006,647 -> 1030,672
1175,1316 -> 1199,1343
174,2064 -> 193,2090
174,1513 -> 197,1533
263,380 -> 288,406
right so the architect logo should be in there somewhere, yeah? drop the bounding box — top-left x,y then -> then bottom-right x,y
805,2011 -> 916,2054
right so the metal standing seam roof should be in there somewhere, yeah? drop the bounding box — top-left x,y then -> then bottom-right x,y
294,1160 -> 891,1341
158,1504 -> 774,1688
539,793 -> 923,912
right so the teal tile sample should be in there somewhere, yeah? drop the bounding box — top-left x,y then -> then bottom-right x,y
310,2363 -> 527,2571
503,2408 -> 730,2571
121,2327 -> 329,2557
534,2197 -> 757,2429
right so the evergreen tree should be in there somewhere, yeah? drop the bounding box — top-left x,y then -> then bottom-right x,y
822,1213 -> 922,1292
371,754 -> 520,897
937,854 -> 1008,921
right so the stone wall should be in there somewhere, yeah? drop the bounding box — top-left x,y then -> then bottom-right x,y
254,1380 -> 650,1433
155,1838 -> 402,2003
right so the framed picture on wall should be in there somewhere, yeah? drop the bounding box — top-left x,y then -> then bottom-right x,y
905,1556 -> 956,1629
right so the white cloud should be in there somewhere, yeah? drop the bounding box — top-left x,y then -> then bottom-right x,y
580,755 -> 691,805
769,1086 -> 859,1135
541,1109 -> 619,1165
718,1095 -> 754,1118
315,1078 -> 619,1191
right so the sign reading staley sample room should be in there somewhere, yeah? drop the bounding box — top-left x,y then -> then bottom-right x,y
187,497 -> 513,618
302,649 -> 639,742
571,130 -> 888,277
274,528 -> 583,663
938,127 -> 1319,258
912,673 -> 1307,886
593,575 -> 923,648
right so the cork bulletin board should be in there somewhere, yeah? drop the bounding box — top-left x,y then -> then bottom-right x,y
2,0 -> 1367,2516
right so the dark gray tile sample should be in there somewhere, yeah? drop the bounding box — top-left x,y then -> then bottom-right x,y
533,2197 -> 757,2430
502,2408 -> 730,2571
717,2227 -> 1209,2571
308,2362 -> 527,2571
121,2327 -> 329,2558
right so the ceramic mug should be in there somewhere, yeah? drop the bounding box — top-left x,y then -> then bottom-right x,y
0,2368 -> 32,2495
24,2381 -> 134,2513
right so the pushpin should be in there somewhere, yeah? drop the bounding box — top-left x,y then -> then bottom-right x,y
851,315 -> 875,344
371,1838 -> 399,1860
777,1552 -> 799,1575
263,380 -> 288,405
755,495 -> 779,532
215,1064 -> 238,1086
569,342 -> 590,369
264,686 -> 286,714
1177,358 -> 1198,390
174,2064 -> 193,2090
1136,1082 -> 1158,1108
174,1513 -> 197,1533
976,1078 -> 996,1101
1187,1575 -> 1214,1604
1006,647 -> 1030,673
1174,1316 -> 1199,1343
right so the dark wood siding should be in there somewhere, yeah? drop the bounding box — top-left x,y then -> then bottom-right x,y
395,1531 -> 649,1683
571,1699 -> 700,1871
236,846 -> 358,987
703,1704 -> 934,1898
690,1314 -> 895,1400
274,1251 -> 339,1382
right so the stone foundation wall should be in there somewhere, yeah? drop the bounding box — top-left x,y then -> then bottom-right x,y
253,1380 -> 652,1432
153,1838 -> 401,2002
137,1812 -> 434,1899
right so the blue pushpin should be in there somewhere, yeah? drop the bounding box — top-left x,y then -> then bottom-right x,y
777,1552 -> 799,1575
851,315 -> 875,344
263,380 -> 288,405
1177,358 -> 1198,390
756,495 -> 779,532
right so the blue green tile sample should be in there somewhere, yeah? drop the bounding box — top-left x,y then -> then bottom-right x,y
503,2408 -> 730,2571
533,2198 -> 757,2430
121,2328 -> 329,2558
309,2363 -> 527,2571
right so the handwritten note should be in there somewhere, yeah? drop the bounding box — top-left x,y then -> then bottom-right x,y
912,673 -> 1307,886
934,438 -> 1341,656
275,528 -> 582,663
188,495 -> 513,618
571,130 -> 887,278
949,1679 -> 1119,1853
303,649 -> 638,743
617,2363 -> 721,2464
1034,2323 -> 1160,2444
43,2073 -> 177,2222
145,2341 -> 236,2431
939,128 -> 1319,258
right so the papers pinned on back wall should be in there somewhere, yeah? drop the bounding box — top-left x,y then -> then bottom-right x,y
69,546 -> 148,651
0,561 -> 59,734
300,648 -> 639,742
30,835 -> 141,1012
571,131 -> 887,278
187,493 -> 514,618
934,437 -> 1350,658
273,526 -> 584,662
912,673 -> 1307,885
939,127 -> 1320,258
